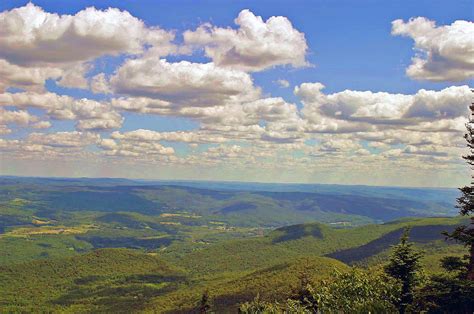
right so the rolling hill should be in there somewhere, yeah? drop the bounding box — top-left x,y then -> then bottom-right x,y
0,176 -> 466,312
0,176 -> 458,228
0,216 -> 465,313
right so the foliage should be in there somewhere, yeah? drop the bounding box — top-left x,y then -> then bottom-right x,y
240,268 -> 399,313
0,249 -> 185,312
197,290 -> 212,313
311,268 -> 400,313
148,257 -> 347,312
0,178 -> 468,312
290,268 -> 318,312
413,104 -> 474,311
413,255 -> 474,313
385,228 -> 424,313
441,255 -> 469,274
444,101 -> 474,280
239,294 -> 284,313
414,274 -> 474,313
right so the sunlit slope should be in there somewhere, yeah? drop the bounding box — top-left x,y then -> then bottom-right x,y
163,217 -> 466,276
147,256 -> 348,313
0,217 -> 465,313
0,249 -> 185,313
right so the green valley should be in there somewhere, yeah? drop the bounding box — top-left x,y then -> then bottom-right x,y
0,177 -> 468,312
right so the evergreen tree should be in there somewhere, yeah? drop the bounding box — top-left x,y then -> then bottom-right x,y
413,255 -> 474,313
290,269 -> 318,312
197,290 -> 211,314
385,228 -> 423,313
444,97 -> 474,281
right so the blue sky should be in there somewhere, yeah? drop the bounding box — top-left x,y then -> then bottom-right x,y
0,1 -> 472,186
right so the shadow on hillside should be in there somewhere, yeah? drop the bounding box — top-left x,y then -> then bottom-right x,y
272,224 -> 323,243
54,273 -> 185,312
326,224 -> 459,264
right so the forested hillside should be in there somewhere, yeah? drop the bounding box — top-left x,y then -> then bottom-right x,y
0,177 -> 470,312
0,212 -> 467,312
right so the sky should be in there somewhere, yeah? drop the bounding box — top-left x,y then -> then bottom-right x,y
0,0 -> 473,187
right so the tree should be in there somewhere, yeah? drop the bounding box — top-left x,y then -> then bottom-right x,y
313,268 -> 399,313
444,96 -> 474,281
290,268 -> 318,312
239,294 -> 281,313
413,256 -> 474,313
385,228 -> 423,313
197,290 -> 211,314
239,269 -> 399,313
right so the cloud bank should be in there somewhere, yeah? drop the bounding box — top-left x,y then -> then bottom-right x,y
0,3 -> 471,187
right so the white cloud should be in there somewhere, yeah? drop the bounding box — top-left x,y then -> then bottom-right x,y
110,58 -> 261,107
90,73 -> 112,94
0,127 -> 10,135
0,4 -> 470,186
392,17 -> 474,81
184,9 -> 308,72
57,63 -> 91,89
71,98 -> 123,131
295,82 -> 471,125
0,3 -> 175,65
275,79 -> 290,88
111,97 -> 172,115
0,91 -> 123,130
0,131 -> 103,160
31,121 -> 52,129
26,131 -> 99,148
403,86 -> 472,119
0,59 -> 62,92
98,135 -> 175,158
0,3 -> 176,91
0,108 -> 36,125
110,129 -> 227,144
293,82 -> 470,162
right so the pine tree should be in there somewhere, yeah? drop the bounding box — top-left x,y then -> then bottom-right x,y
413,255 -> 474,312
445,94 -> 474,280
385,228 -> 423,314
197,290 -> 211,314
290,269 -> 318,312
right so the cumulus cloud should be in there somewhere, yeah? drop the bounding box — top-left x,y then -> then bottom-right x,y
0,91 -> 123,130
110,129 -> 227,144
392,17 -> 474,81
98,135 -> 175,158
0,108 -> 36,126
71,98 -> 123,131
109,96 -> 303,145
0,125 -> 11,135
0,3 -> 175,65
90,73 -> 112,94
0,59 -> 62,92
190,97 -> 301,129
293,82 -> 471,163
275,79 -> 290,88
111,97 -> 172,115
295,82 -> 471,125
110,58 -> 261,107
26,131 -> 99,148
0,131 -> 102,160
0,3 -> 176,90
184,9 -> 308,72
0,4 -> 470,185
57,63 -> 91,89
31,121 -> 52,129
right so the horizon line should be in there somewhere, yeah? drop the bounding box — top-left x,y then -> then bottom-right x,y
0,174 -> 460,190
